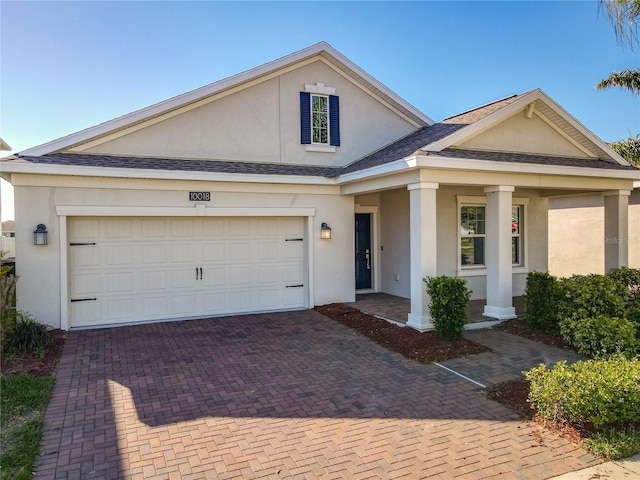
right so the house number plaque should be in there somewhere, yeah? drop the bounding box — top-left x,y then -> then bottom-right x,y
189,192 -> 211,201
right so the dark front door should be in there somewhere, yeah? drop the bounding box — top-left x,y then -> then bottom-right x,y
355,213 -> 372,290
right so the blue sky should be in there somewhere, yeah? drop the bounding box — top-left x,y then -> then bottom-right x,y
1,1 -> 639,220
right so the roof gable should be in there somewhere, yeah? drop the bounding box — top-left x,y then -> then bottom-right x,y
426,89 -> 627,165
20,42 -> 433,157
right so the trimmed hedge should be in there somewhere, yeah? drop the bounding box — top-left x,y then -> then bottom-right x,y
557,274 -> 627,322
525,356 -> 640,429
524,271 -> 562,334
559,315 -> 638,359
424,276 -> 472,340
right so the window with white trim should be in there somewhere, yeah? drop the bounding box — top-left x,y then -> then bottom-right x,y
458,200 -> 526,270
460,205 -> 486,267
311,94 -> 329,144
300,83 -> 340,150
512,205 -> 523,266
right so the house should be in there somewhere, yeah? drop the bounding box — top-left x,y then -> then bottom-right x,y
549,185 -> 640,277
1,220 -> 16,259
1,42 -> 638,331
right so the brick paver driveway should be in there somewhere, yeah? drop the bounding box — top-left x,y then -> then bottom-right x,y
37,310 -> 599,479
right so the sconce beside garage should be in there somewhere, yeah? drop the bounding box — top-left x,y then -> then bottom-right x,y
320,222 -> 331,240
33,224 -> 48,245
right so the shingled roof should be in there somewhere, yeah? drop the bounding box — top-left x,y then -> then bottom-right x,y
5,91 -> 635,180
8,153 -> 343,178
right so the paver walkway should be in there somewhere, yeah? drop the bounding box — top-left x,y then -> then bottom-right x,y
36,310 -> 600,479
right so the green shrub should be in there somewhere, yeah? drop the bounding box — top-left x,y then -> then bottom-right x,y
558,274 -> 627,322
559,315 -> 638,358
424,276 -> 472,340
608,267 -> 640,295
607,267 -> 640,329
524,271 -> 562,334
524,356 -> 640,429
3,312 -> 51,357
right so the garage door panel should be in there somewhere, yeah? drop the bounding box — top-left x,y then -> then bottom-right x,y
201,293 -> 226,312
201,243 -> 225,262
142,244 -> 168,263
171,244 -> 197,263
142,296 -> 169,318
106,245 -> 134,266
202,267 -> 226,287
171,269 -> 197,289
107,272 -> 134,293
142,219 -> 166,237
70,246 -> 100,267
71,301 -> 103,326
142,271 -> 167,290
105,219 -> 133,238
281,264 -> 303,283
107,298 -> 135,321
228,219 -> 251,236
69,216 -> 306,328
173,294 -> 199,315
171,219 -> 195,237
71,273 -> 102,295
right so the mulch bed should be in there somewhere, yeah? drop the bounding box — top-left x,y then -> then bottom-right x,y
1,329 -> 66,377
314,303 -> 491,363
492,318 -> 570,349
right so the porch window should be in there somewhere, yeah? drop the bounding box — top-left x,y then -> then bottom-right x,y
512,206 -> 523,266
460,205 -> 486,267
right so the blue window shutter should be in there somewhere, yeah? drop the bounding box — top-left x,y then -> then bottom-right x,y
300,92 -> 311,144
329,95 -> 340,146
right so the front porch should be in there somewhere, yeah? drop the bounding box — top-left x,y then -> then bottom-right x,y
346,293 -> 526,330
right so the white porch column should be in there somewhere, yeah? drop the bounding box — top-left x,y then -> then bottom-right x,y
407,182 -> 439,331
483,185 -> 517,320
604,190 -> 631,272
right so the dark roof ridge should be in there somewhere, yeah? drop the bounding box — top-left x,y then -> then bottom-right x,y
441,92 -> 526,123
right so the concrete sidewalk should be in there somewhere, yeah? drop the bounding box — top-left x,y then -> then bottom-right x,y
550,453 -> 640,479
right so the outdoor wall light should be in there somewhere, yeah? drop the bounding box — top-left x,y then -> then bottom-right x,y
320,222 -> 332,240
33,224 -> 48,245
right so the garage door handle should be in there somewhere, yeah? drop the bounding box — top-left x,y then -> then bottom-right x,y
286,284 -> 304,288
71,298 -> 97,302
70,242 -> 96,246
285,238 -> 303,242
199,267 -> 203,280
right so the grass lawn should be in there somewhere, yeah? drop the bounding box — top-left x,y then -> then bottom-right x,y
1,375 -> 56,480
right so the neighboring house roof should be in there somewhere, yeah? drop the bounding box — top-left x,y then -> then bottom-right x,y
0,139 -> 10,151
19,42 -> 433,157
1,221 -> 15,232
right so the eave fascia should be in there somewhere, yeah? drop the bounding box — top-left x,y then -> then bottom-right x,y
415,154 -> 640,180
335,154 -> 640,186
0,161 -> 337,186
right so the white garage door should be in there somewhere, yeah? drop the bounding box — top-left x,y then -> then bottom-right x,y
68,217 -> 306,328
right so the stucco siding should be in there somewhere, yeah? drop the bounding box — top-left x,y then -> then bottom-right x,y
12,176 -> 355,329
379,188 -> 410,298
458,109 -> 589,158
549,190 -> 640,277
76,60 -> 417,168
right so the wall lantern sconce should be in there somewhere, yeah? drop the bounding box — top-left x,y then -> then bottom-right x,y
320,222 -> 332,240
33,224 -> 48,245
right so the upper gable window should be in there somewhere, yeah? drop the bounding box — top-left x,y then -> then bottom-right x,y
311,94 -> 329,144
300,83 -> 340,152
